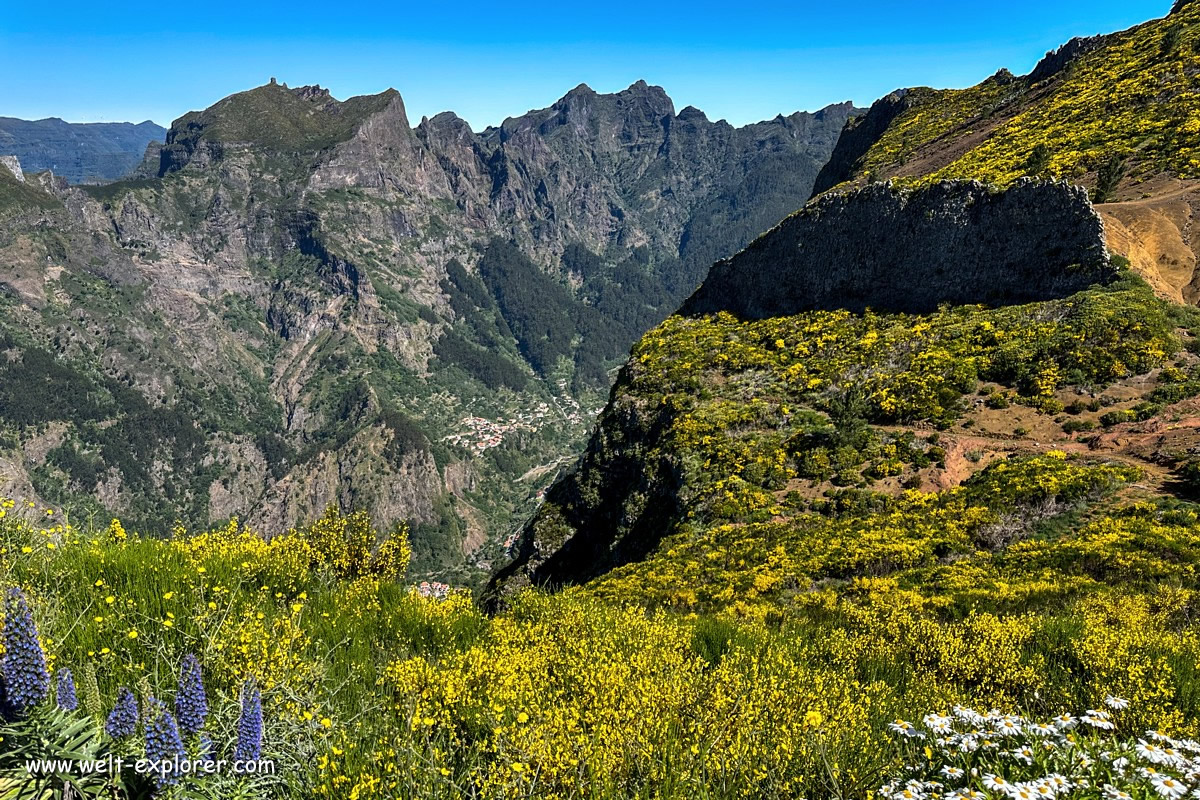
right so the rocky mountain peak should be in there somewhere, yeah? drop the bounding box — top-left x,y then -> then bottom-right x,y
415,111 -> 475,143
157,84 -> 402,173
292,84 -> 334,102
564,82 -> 598,98
984,67 -> 1018,85
614,79 -> 674,116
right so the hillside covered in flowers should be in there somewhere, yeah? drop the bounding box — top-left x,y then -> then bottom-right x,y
8,250 -> 1200,798
9,5 -> 1200,800
815,0 -> 1200,192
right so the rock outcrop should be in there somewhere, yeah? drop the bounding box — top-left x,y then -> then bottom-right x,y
681,180 -> 1116,319
810,92 -> 913,196
0,156 -> 23,183
1028,35 -> 1109,83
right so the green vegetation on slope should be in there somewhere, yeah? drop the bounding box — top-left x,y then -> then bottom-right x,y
501,272 -> 1191,592
0,168 -> 60,213
167,83 -> 400,156
832,4 -> 1200,189
7,455 -> 1200,798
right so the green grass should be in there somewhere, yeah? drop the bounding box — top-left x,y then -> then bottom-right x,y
169,84 -> 400,155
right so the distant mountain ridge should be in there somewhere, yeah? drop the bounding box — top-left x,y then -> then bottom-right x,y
0,117 -> 166,184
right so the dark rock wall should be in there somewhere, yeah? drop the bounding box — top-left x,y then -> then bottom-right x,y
682,180 -> 1116,319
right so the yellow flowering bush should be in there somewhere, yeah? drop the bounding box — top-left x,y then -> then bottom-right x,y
851,6 -> 1200,187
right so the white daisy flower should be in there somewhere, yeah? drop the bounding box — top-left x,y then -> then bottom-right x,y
953,706 -> 985,726
1030,780 -> 1056,798
955,735 -> 980,753
1102,785 -> 1133,800
994,717 -> 1023,736
1084,715 -> 1116,730
1045,774 -> 1072,792
890,720 -> 922,738
982,774 -> 1011,793
1027,723 -> 1056,737
941,766 -> 965,780
1105,695 -> 1130,710
1111,756 -> 1131,772
1052,714 -> 1077,730
1010,746 -> 1035,765
1149,730 -> 1176,743
1141,741 -> 1172,765
1162,747 -> 1189,768
924,713 -> 954,734
1009,782 -> 1038,800
1152,775 -> 1188,799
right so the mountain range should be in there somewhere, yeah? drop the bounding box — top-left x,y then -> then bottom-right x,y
9,3 -> 1200,797
0,117 -> 166,184
0,79 -> 858,580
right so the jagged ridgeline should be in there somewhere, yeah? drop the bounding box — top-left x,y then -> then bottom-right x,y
0,78 -> 858,579
487,177 -> 1199,603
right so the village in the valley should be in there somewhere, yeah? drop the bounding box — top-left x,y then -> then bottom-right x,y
440,380 -> 601,454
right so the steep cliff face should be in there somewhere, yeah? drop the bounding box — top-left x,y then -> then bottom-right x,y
682,180 -> 1116,318
810,3 -> 1200,307
0,81 -> 857,580
811,91 -> 917,197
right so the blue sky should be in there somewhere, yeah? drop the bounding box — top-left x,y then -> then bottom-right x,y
0,0 -> 1170,130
